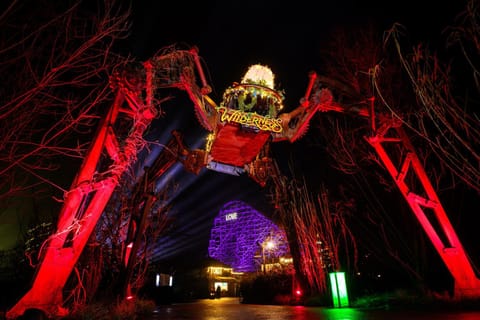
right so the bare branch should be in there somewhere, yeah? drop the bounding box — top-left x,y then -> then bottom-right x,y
0,0 -> 132,203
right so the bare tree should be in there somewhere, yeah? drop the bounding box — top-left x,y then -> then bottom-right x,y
381,0 -> 480,193
64,177 -> 174,311
269,163 -> 356,297
315,0 -> 479,194
0,0 -> 132,211
307,0 -> 480,296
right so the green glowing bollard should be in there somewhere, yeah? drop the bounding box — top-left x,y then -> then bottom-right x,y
329,272 -> 349,308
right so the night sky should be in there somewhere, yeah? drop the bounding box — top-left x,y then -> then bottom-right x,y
128,0 -> 464,107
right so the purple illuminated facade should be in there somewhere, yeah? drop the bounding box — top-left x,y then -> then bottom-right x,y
208,200 -> 290,272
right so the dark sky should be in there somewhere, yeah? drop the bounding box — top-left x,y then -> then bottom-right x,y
122,0 -> 468,267
128,0 -> 465,106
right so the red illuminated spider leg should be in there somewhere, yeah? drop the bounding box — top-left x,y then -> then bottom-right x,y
189,46 -> 211,95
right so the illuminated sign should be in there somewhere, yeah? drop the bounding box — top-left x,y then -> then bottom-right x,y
216,107 -> 283,133
225,212 -> 238,221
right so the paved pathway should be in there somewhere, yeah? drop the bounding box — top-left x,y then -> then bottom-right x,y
148,297 -> 480,320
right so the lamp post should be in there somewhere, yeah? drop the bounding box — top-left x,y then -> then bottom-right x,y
262,240 -> 275,273
262,245 -> 265,273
